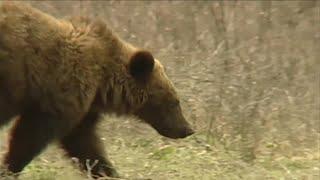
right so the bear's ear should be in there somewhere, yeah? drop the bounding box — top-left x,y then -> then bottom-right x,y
129,50 -> 155,81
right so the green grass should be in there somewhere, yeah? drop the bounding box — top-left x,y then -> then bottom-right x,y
1,117 -> 319,180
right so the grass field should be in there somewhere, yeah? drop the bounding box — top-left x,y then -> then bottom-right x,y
1,117 -> 319,180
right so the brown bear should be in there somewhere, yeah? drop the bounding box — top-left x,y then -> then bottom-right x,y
0,1 -> 194,179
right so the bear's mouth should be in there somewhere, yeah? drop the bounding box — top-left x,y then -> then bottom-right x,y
152,124 -> 195,139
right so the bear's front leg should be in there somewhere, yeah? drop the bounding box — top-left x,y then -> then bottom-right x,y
60,111 -> 119,179
2,109 -> 70,174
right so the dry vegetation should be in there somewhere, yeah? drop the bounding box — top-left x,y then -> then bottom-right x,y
0,1 -> 319,180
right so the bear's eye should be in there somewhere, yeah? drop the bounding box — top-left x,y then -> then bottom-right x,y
170,100 -> 179,107
175,100 -> 180,105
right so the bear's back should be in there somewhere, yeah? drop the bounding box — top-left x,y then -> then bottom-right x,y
0,2 -> 74,52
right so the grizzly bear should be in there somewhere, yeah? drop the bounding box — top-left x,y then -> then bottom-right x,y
0,1 -> 194,179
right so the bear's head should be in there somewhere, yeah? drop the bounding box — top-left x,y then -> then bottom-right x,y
128,50 -> 194,139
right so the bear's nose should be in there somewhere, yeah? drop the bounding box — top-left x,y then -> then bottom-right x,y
179,127 -> 194,138
185,128 -> 195,137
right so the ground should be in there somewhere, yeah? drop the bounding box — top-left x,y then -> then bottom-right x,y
1,116 -> 318,180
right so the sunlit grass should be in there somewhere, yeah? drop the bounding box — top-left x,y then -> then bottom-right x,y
1,117 -> 319,180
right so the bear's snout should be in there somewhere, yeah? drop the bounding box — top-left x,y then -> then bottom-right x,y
183,127 -> 195,137
175,127 -> 195,139
160,126 -> 194,139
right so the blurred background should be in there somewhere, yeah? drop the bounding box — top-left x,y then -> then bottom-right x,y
0,1 -> 319,179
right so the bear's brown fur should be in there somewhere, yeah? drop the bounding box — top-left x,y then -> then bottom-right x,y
0,2 -> 194,178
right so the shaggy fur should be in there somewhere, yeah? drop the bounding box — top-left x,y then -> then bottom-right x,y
0,2 -> 194,178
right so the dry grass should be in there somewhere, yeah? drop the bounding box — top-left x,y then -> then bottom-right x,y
1,117 -> 319,180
